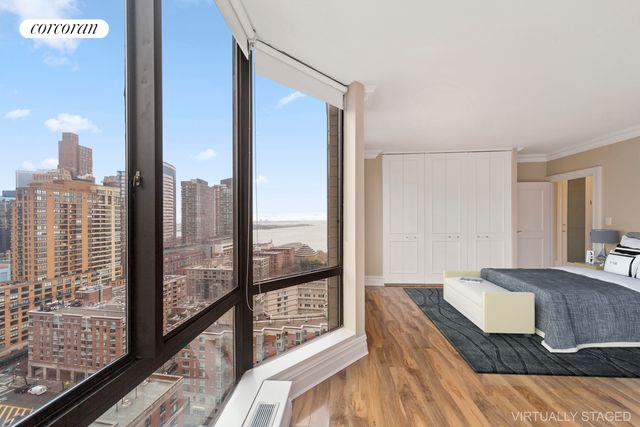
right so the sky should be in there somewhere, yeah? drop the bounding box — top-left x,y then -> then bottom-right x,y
0,0 -> 328,221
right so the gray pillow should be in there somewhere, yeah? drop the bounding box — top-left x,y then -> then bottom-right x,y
626,232 -> 640,240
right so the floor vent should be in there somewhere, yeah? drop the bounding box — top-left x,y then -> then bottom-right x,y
248,402 -> 279,427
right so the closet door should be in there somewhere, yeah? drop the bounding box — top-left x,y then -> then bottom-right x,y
466,151 -> 513,270
425,153 -> 466,283
383,154 -> 425,283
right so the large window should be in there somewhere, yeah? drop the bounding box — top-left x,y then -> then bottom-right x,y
161,0 -> 235,334
0,0 -> 128,420
0,1 -> 343,425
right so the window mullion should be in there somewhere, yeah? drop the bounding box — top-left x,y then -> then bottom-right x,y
233,42 -> 254,378
129,0 -> 164,359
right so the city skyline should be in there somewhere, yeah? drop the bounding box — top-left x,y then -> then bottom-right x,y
0,0 -> 330,222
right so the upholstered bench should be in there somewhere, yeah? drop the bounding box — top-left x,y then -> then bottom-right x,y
443,271 -> 535,334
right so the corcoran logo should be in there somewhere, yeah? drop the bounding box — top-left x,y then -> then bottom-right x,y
19,19 -> 109,39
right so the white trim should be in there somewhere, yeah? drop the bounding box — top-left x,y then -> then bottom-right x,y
253,40 -> 347,108
215,328 -> 367,426
364,150 -> 381,160
365,275 -> 385,286
214,0 -> 254,57
271,333 -> 368,399
547,165 -> 603,229
517,153 -> 548,163
381,147 -> 513,156
516,124 -> 640,163
546,124 -> 640,161
253,41 -> 347,94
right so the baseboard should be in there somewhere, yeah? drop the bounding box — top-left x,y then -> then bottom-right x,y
271,333 -> 369,399
365,275 -> 385,286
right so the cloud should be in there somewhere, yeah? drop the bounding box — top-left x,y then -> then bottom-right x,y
43,54 -> 72,67
40,158 -> 58,169
256,175 -> 269,185
3,108 -> 30,119
44,113 -> 99,133
277,91 -> 306,108
0,0 -> 80,53
21,161 -> 35,171
194,148 -> 217,161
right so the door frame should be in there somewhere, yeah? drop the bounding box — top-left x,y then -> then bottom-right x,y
547,166 -> 602,264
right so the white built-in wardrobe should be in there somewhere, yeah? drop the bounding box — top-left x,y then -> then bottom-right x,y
383,151 -> 515,284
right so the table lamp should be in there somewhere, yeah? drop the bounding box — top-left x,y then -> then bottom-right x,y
590,229 -> 619,264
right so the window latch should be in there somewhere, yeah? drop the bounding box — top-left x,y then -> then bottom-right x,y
132,171 -> 143,188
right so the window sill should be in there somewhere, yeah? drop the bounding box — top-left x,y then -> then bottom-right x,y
215,327 -> 368,426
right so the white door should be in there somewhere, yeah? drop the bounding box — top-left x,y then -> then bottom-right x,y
425,153 -> 466,283
517,182 -> 553,268
467,152 -> 513,270
383,154 -> 425,283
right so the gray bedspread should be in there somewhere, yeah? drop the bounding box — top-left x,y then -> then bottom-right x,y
480,268 -> 640,352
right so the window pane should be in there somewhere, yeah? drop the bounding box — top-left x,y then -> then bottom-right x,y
0,0 -> 126,418
252,75 -> 340,282
162,0 -> 235,334
94,308 -> 234,426
253,277 -> 339,365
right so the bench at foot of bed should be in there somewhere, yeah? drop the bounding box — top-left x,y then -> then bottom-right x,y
443,271 -> 535,334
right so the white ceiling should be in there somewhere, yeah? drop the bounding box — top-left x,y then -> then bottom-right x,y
241,0 -> 640,156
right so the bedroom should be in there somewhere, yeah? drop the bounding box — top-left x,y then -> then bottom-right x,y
2,0 -> 640,426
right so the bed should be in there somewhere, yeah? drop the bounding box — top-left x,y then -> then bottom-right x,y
480,265 -> 640,353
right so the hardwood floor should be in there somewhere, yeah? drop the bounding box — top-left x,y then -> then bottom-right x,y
291,287 -> 640,427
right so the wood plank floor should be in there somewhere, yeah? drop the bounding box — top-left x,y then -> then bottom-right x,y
291,287 -> 640,427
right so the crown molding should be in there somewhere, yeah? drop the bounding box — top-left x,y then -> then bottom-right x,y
517,124 -> 640,163
364,149 -> 382,159
545,124 -> 640,161
517,153 -> 548,163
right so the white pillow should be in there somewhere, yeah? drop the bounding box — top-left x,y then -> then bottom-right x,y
620,235 -> 640,249
604,252 -> 638,277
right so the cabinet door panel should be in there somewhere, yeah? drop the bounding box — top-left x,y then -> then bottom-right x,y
386,156 -> 404,236
427,156 -> 447,234
445,156 -> 464,234
403,156 -> 422,236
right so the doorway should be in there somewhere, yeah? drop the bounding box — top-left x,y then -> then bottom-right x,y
556,176 -> 593,264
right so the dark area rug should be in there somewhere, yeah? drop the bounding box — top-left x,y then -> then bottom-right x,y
404,288 -> 640,377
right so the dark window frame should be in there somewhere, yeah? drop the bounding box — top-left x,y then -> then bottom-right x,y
18,0 -> 343,424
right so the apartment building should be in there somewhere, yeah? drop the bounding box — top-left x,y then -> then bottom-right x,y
11,176 -> 122,287
255,280 -> 327,320
212,180 -> 232,238
27,305 -> 126,382
58,132 -> 93,178
184,263 -> 233,302
162,162 -> 177,247
91,374 -> 184,427
102,171 -> 127,281
163,275 -> 188,334
181,179 -> 215,245
0,196 -> 12,255
175,325 -> 234,423
0,275 -> 90,356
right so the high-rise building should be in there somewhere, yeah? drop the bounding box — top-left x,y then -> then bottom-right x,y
181,179 -> 215,245
0,196 -> 13,254
58,132 -> 93,178
104,171 -> 127,282
163,162 -> 177,246
12,177 -> 122,287
213,179 -> 232,238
